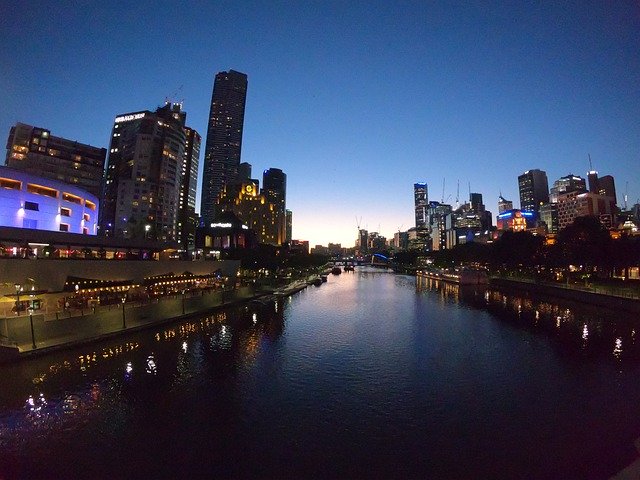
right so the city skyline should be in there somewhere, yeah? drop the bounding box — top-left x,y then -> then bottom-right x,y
1,1 -> 638,246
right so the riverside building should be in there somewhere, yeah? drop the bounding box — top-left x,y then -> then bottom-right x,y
101,103 -> 200,245
5,122 -> 106,198
200,70 -> 248,226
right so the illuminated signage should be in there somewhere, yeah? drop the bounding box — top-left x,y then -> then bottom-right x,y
115,113 -> 146,123
210,223 -> 232,228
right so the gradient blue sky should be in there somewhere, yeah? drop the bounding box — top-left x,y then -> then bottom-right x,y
2,1 -> 639,246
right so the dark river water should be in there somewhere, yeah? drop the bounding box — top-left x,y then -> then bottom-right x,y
1,268 -> 640,479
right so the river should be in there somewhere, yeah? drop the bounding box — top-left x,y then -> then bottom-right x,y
1,267 -> 640,479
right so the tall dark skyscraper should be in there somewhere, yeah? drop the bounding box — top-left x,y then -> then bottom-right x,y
518,169 -> 549,213
200,70 -> 248,225
414,182 -> 428,228
263,168 -> 287,244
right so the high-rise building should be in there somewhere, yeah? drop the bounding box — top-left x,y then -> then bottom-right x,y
518,169 -> 549,213
262,168 -> 286,244
588,170 -> 600,194
285,209 -> 292,243
177,127 -> 201,253
549,174 -> 586,203
101,103 -> 197,243
414,182 -> 428,228
200,70 -> 248,225
598,175 -> 616,201
5,122 -> 106,198
556,191 -> 616,230
498,195 -> 513,213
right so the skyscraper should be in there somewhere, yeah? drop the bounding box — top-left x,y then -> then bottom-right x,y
200,70 -> 248,225
262,168 -> 287,244
518,169 -> 549,213
177,126 -> 201,253
414,182 -> 428,228
498,195 -> 513,213
101,103 -> 197,243
549,174 -> 586,203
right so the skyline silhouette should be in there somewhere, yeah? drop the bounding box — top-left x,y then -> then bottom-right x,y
1,1 -> 638,246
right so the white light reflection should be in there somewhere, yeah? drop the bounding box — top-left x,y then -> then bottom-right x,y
613,338 -> 623,359
582,324 -> 588,341
182,341 -> 188,353
556,316 -> 561,328
146,355 -> 157,374
252,313 -> 257,324
535,310 -> 539,320
124,361 -> 133,380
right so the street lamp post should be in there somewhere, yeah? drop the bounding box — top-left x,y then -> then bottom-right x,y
121,296 -> 127,329
14,283 -> 21,316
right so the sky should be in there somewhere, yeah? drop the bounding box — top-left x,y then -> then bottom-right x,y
1,1 -> 639,247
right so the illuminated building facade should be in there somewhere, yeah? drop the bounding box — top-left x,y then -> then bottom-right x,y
556,191 -> 616,230
414,182 -> 428,228
217,180 -> 282,245
177,127 -> 201,254
0,166 -> 99,235
518,169 -> 549,213
5,122 -> 106,198
200,70 -> 248,225
101,103 -> 195,243
496,209 -> 534,232
195,211 -> 257,257
549,174 -> 586,203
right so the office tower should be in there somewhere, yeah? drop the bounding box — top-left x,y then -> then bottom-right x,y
101,103 -> 194,242
470,193 -> 484,213
588,170 -> 600,194
598,175 -> 616,201
357,229 -> 369,255
262,168 -> 287,244
177,127 -> 201,253
285,209 -> 292,243
556,191 -> 616,230
238,162 -> 252,181
200,70 -> 248,225
498,195 -> 513,213
518,169 -> 549,213
5,122 -> 106,198
549,174 -> 586,203
414,182 -> 428,228
538,203 -> 558,233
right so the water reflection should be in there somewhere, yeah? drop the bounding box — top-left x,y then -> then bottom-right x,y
416,277 -> 640,364
0,297 -> 287,473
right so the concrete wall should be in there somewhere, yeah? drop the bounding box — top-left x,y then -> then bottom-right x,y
0,258 -> 240,292
0,286 -> 254,352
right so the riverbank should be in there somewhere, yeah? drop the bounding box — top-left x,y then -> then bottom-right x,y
489,277 -> 640,313
0,279 -> 313,363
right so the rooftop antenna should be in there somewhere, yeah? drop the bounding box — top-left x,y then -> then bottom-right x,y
441,178 -> 445,203
588,153 -> 593,171
456,180 -> 460,209
468,181 -> 471,200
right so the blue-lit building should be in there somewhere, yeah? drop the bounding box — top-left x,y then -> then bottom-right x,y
0,166 -> 99,235
496,209 -> 536,231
